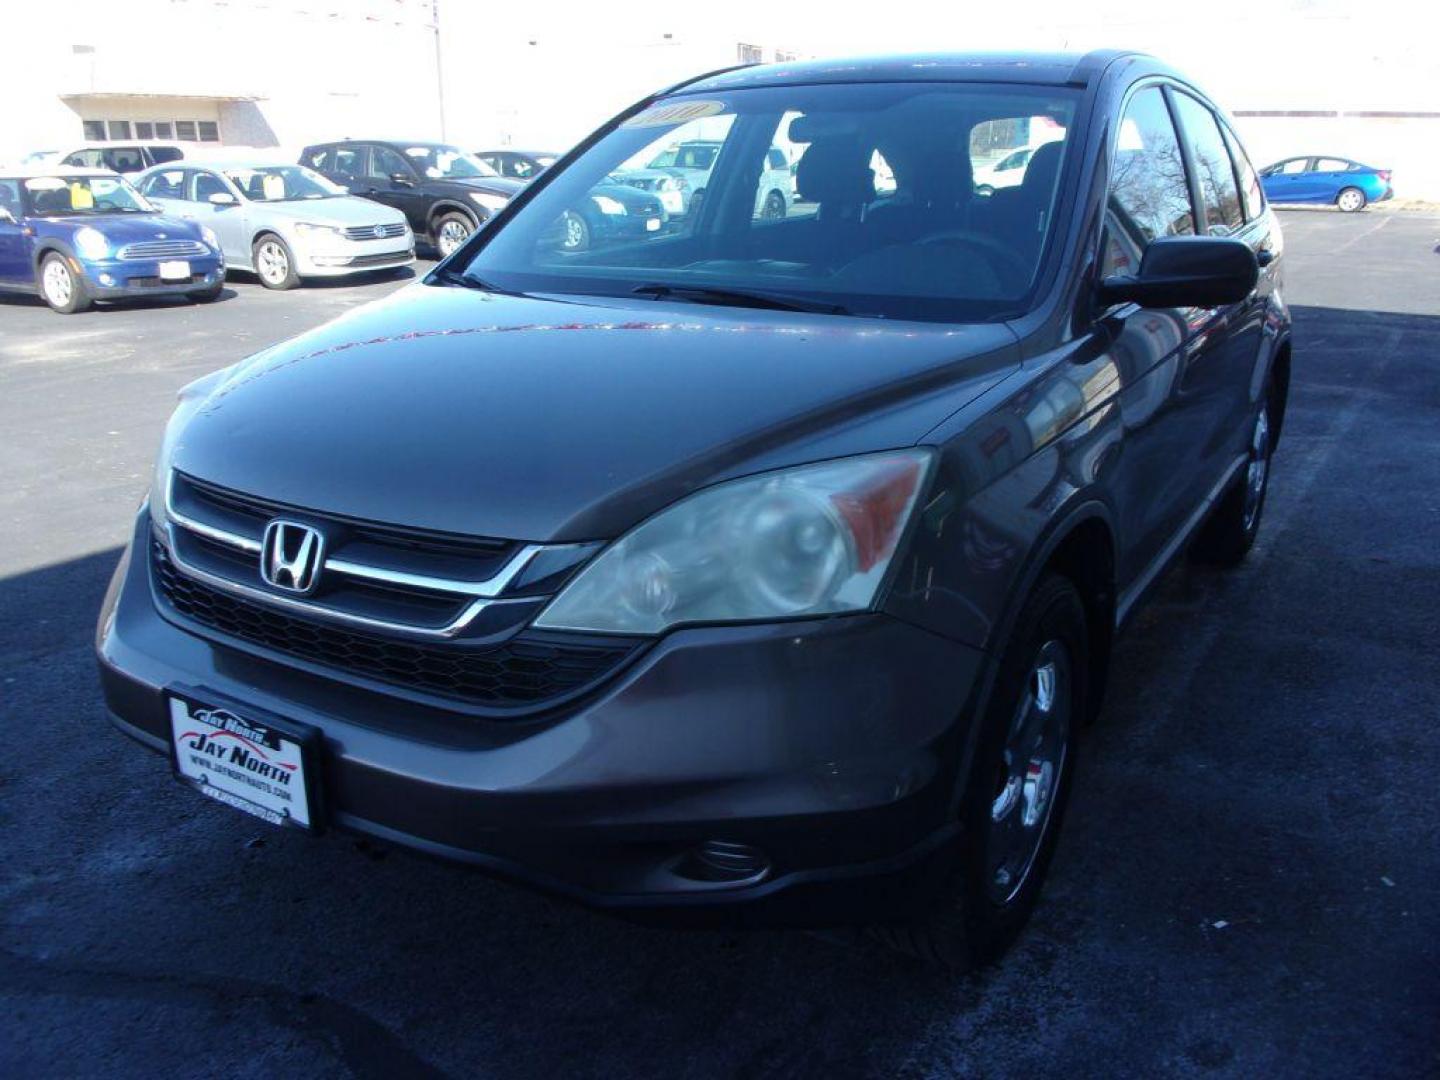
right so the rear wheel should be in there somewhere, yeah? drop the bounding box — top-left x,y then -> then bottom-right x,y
559,210 -> 590,252
1190,401 -> 1274,567
252,234 -> 299,290
1336,186 -> 1367,212
760,190 -> 786,219
433,212 -> 474,257
38,253 -> 91,313
874,574 -> 1087,969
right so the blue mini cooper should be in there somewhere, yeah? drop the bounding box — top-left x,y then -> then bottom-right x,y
0,168 -> 225,313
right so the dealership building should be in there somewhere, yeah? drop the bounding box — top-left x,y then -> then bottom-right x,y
3,0 -> 1435,198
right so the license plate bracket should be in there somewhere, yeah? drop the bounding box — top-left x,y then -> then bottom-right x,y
167,686 -> 323,833
158,259 -> 191,281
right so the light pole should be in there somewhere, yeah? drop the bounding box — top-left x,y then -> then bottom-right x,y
432,0 -> 447,141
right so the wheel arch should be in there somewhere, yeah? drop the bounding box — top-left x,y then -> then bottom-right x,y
428,200 -> 479,234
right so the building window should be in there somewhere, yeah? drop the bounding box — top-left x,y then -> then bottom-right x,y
82,120 -> 106,141
197,121 -> 219,142
155,121 -> 173,139
135,121 -> 154,139
175,120 -> 197,141
737,43 -> 762,63
774,50 -> 797,62
107,120 -> 132,139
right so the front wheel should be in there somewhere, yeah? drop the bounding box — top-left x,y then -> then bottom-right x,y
252,234 -> 300,290
38,253 -> 91,313
874,574 -> 1087,969
433,212 -> 474,257
1336,186 -> 1367,212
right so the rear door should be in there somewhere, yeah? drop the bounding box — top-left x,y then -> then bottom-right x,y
360,144 -> 428,232
1310,157 -> 1355,203
1261,157 -> 1312,203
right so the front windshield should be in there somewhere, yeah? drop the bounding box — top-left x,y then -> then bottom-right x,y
23,174 -> 154,215
457,82 -> 1077,322
403,144 -> 499,179
225,165 -> 344,202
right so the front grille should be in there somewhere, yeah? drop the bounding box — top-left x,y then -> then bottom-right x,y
153,542 -> 636,709
118,239 -> 210,260
126,273 -> 208,288
344,250 -> 414,267
342,223 -> 408,241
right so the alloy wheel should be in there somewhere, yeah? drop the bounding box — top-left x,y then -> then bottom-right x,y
437,219 -> 470,256
988,639 -> 1071,905
1242,408 -> 1271,531
256,241 -> 289,285
42,260 -> 73,307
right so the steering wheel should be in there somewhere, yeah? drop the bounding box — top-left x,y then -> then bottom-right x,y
917,231 -> 1033,295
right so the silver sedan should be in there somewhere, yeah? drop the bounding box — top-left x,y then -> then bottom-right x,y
135,161 -> 414,289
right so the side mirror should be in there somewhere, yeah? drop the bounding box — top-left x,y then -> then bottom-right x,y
208,192 -> 237,206
390,172 -> 414,187
0,207 -> 15,224
1098,236 -> 1257,309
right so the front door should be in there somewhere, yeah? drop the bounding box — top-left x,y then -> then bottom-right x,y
359,145 -> 428,233
0,180 -> 30,286
191,170 -> 249,263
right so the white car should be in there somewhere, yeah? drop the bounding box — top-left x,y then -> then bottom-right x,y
611,140 -> 793,219
136,160 -> 414,289
973,145 -> 1040,196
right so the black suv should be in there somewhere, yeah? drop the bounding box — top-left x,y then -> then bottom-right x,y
301,140 -> 522,256
102,52 -> 1290,969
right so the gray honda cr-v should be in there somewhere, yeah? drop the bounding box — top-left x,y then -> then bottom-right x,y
99,50 -> 1290,968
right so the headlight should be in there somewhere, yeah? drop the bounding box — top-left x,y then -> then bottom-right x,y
200,226 -> 221,251
294,222 -> 344,239
149,365 -> 236,526
592,195 -> 626,215
468,192 -> 510,213
74,226 -> 109,260
534,450 -> 934,634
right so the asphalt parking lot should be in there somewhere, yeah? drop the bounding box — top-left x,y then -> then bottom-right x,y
2,211 -> 1438,1078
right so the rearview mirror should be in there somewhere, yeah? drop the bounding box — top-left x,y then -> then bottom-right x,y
208,192 -> 237,206
1098,236 -> 1258,309
390,172 -> 414,187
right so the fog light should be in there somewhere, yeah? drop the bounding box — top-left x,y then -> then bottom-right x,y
98,273 -> 115,286
678,839 -> 770,884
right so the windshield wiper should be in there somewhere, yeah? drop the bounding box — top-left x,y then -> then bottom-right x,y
430,265 -> 515,295
631,283 -> 847,315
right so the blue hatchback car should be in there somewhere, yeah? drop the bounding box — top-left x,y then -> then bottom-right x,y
0,169 -> 225,313
1258,156 -> 1392,212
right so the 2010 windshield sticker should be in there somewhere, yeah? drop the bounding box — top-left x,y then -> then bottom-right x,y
622,100 -> 727,129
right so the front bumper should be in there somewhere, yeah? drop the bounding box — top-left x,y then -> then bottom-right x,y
292,237 -> 415,278
97,510 -> 986,925
81,255 -> 224,298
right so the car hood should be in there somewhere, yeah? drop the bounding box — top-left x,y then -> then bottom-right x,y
445,175 -> 524,198
242,197 -> 408,228
176,284 -> 1017,542
35,213 -> 202,243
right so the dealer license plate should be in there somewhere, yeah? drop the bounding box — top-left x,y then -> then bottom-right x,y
158,260 -> 191,281
168,691 -> 317,829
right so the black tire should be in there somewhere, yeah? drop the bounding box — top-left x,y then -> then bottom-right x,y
1335,186 -> 1367,213
761,190 -> 786,219
38,252 -> 91,313
687,189 -> 706,220
432,211 -> 474,257
558,210 -> 591,252
252,234 -> 300,290
188,281 -> 224,303
875,574 -> 1088,969
1189,398 -> 1275,567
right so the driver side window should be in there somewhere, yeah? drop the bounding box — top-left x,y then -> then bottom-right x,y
1104,86 -> 1195,273
369,146 -> 412,180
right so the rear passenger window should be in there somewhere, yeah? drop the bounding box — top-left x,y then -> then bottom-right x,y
143,169 -> 187,199
332,147 -> 366,178
1315,158 -> 1350,173
1171,93 -> 1243,235
1221,125 -> 1263,221
1109,87 -> 1195,245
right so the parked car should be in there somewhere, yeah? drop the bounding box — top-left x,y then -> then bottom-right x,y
100,51 -> 1290,969
57,143 -> 185,174
135,160 -> 413,289
476,149 -> 558,181
546,183 -> 668,253
0,168 -> 223,312
973,144 -> 1039,196
1259,156 -> 1392,212
611,139 -> 793,218
301,140 -> 522,256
